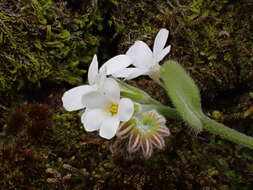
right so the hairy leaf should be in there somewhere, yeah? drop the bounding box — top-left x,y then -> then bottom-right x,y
161,61 -> 204,132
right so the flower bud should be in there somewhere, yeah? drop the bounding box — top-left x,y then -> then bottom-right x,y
116,110 -> 170,158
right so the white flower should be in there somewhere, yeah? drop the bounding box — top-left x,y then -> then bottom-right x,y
62,54 -> 132,111
104,28 -> 171,80
81,78 -> 134,139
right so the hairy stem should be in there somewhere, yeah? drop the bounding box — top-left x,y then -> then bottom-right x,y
119,81 -> 180,119
118,80 -> 161,105
202,116 -> 253,149
142,104 -> 181,120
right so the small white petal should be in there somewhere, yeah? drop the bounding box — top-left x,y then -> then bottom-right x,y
99,117 -> 120,139
82,91 -> 109,109
103,78 -> 120,102
118,98 -> 134,121
126,41 -> 153,69
62,85 -> 94,111
112,68 -> 139,78
153,28 -> 169,58
154,45 -> 171,63
112,67 -> 148,80
100,55 -> 132,75
97,66 -> 107,89
125,68 -> 149,80
81,109 -> 107,132
88,55 -> 99,85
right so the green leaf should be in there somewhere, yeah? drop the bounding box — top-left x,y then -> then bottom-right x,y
161,61 -> 205,132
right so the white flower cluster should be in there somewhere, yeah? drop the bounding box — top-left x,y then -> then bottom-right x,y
62,28 -> 171,141
101,28 -> 171,80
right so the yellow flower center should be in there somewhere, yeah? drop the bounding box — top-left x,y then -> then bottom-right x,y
108,102 -> 119,116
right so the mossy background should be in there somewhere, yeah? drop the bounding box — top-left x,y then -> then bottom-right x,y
0,0 -> 252,189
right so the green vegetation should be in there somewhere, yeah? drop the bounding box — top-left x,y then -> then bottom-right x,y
116,0 -> 253,99
161,61 -> 205,132
0,0 -> 101,93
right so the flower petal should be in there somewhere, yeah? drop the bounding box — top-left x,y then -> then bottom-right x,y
88,54 -> 99,85
103,78 -> 120,101
118,98 -> 134,121
154,45 -> 171,63
62,85 -> 94,111
153,28 -> 169,59
112,68 -> 140,78
100,55 -> 132,75
82,91 -> 109,109
112,67 -> 148,80
99,117 -> 120,139
81,109 -> 107,132
126,41 -> 153,69
97,66 -> 107,87
125,68 -> 149,80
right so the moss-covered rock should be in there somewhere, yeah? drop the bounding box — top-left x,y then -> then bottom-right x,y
1,102 -> 252,189
114,0 -> 253,99
0,0 -> 253,189
0,0 -> 101,94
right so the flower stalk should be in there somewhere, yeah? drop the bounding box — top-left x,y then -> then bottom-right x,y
202,116 -> 253,149
118,80 -> 161,105
141,104 -> 181,120
118,80 -> 181,120
143,103 -> 253,149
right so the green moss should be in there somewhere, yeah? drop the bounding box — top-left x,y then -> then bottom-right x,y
0,0 -> 101,94
115,0 -> 253,99
0,0 -> 252,98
